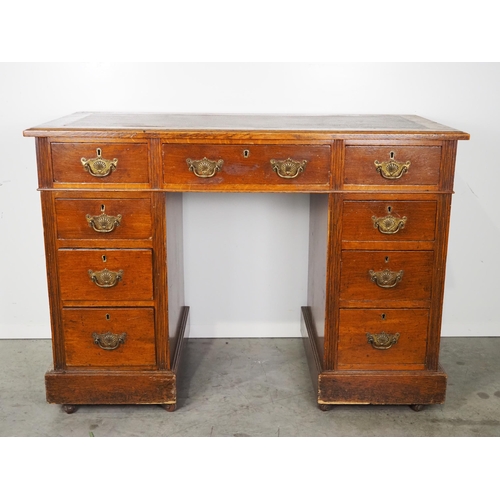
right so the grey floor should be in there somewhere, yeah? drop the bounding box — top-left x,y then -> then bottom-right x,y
1,337 -> 499,437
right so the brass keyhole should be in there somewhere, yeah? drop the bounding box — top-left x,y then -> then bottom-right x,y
385,256 -> 389,263
102,255 -> 107,263
387,206 -> 392,213
390,151 -> 395,160
381,313 -> 386,320
243,149 -> 250,158
106,314 -> 110,320
101,204 -> 106,212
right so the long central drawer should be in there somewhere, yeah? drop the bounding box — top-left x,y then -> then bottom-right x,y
162,144 -> 331,188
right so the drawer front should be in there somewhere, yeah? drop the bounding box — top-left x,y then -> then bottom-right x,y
344,145 -> 441,187
162,144 -> 331,187
55,197 -> 152,240
340,251 -> 434,302
342,200 -> 437,242
338,308 -> 429,370
63,307 -> 156,368
58,249 -> 153,301
51,142 -> 150,185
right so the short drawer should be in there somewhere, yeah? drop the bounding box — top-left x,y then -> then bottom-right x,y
344,145 -> 441,187
340,250 -> 434,303
162,144 -> 331,188
58,249 -> 153,302
342,200 -> 437,242
62,307 -> 156,368
51,142 -> 150,185
55,197 -> 152,240
338,308 -> 429,370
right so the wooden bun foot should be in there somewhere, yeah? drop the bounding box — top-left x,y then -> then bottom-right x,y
161,403 -> 177,412
409,404 -> 425,412
62,404 -> 78,414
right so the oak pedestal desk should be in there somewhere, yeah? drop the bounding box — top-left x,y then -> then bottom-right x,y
24,113 -> 469,414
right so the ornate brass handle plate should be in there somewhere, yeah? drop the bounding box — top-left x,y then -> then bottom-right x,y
366,332 -> 400,350
270,158 -> 307,179
86,209 -> 122,233
186,157 -> 224,178
81,148 -> 118,177
374,151 -> 410,180
369,269 -> 403,288
93,332 -> 127,350
88,268 -> 123,288
372,214 -> 407,234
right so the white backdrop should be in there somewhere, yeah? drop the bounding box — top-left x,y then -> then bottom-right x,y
1,62 -> 498,339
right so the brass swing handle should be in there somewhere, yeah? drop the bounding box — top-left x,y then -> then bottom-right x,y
81,148 -> 118,177
372,214 -> 407,234
186,157 -> 224,178
88,268 -> 123,288
369,269 -> 403,288
86,212 -> 122,233
374,151 -> 410,180
366,332 -> 400,350
93,332 -> 127,351
271,158 -> 307,179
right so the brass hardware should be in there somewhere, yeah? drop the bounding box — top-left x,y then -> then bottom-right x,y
243,149 -> 250,158
369,269 -> 403,288
81,148 -> 118,177
374,151 -> 410,179
366,332 -> 400,350
92,332 -> 127,350
186,157 -> 224,178
86,205 -> 122,233
270,158 -> 307,179
88,268 -> 123,288
372,213 -> 407,234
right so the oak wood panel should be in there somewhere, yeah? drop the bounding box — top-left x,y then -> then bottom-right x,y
40,191 -> 66,370
342,200 -> 437,242
306,194 -> 329,360
55,196 -> 152,240
427,194 -> 453,370
51,142 -> 150,185
36,137 -> 51,188
301,307 -> 323,393
338,308 -> 429,370
162,144 -> 331,188
344,145 -> 442,188
63,307 -> 156,368
45,370 -> 177,405
165,193 -> 186,366
340,250 -> 434,303
152,191 -> 169,369
58,249 -> 153,302
318,368 -> 447,405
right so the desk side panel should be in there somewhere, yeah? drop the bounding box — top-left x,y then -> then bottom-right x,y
306,194 -> 330,363
165,192 -> 187,368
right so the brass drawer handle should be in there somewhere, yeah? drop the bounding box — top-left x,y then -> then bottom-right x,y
186,157 -> 224,178
369,269 -> 403,288
88,268 -> 123,288
271,158 -> 307,179
93,332 -> 127,350
81,148 -> 118,177
372,214 -> 407,234
366,332 -> 400,350
374,151 -> 410,180
86,210 -> 122,233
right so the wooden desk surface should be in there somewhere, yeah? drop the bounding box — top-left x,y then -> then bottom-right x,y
24,112 -> 469,140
